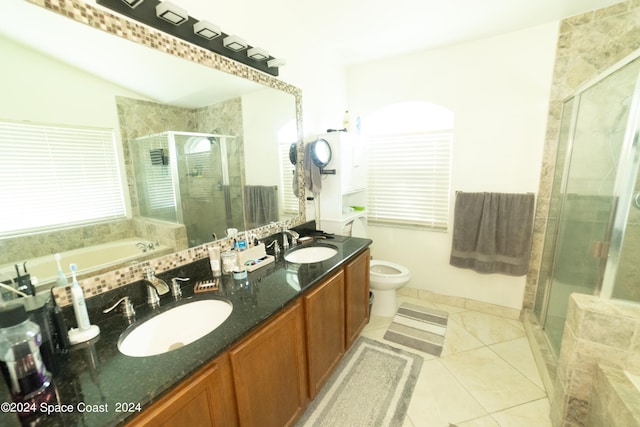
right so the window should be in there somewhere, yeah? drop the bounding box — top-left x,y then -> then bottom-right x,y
0,120 -> 126,236
278,120 -> 299,215
364,102 -> 453,231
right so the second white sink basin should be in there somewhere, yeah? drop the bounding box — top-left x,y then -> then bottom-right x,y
284,245 -> 338,264
118,299 -> 232,357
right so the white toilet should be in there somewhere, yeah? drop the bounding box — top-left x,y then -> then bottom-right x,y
369,260 -> 411,317
347,215 -> 411,317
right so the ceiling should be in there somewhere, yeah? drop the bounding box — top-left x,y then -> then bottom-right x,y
171,0 -> 624,66
3,0 -> 625,107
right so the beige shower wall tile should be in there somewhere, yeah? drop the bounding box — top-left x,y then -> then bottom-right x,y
581,310 -> 636,349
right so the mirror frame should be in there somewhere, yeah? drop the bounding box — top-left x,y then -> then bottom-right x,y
19,0 -> 306,303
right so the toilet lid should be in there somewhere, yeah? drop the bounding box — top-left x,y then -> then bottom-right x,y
351,217 -> 367,238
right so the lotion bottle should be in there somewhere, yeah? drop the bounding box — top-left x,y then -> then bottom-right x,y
208,246 -> 222,277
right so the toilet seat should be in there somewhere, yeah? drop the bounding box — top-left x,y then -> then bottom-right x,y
370,260 -> 411,289
370,260 -> 410,278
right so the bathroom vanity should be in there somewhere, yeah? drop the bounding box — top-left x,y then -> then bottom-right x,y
0,236 -> 371,427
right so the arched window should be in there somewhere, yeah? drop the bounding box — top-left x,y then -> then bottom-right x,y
363,102 -> 453,230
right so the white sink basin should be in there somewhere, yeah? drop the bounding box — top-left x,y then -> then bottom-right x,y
118,299 -> 232,357
284,245 -> 338,264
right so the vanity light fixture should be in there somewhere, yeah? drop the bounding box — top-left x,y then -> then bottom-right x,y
97,0 -> 283,76
155,1 -> 188,25
247,47 -> 269,61
267,58 -> 287,68
193,20 -> 221,40
122,0 -> 144,8
223,35 -> 248,52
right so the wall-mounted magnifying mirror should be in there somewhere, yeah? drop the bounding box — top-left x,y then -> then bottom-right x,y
289,143 -> 298,165
311,138 -> 335,174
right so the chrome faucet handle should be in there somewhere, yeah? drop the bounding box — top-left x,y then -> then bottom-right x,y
103,296 -> 135,320
170,277 -> 189,298
266,239 -> 280,255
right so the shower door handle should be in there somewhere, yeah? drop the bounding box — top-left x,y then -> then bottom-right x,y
591,241 -> 610,259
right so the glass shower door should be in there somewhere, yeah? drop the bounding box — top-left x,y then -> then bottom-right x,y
541,57 -> 640,355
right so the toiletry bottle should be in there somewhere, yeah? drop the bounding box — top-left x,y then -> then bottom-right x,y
0,304 -> 56,419
343,110 -> 351,131
54,254 -> 68,288
208,246 -> 222,278
69,264 -> 90,331
237,232 -> 247,251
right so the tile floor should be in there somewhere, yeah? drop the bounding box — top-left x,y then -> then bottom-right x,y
361,294 -> 552,427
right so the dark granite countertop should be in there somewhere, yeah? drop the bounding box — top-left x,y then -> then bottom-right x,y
0,236 -> 371,426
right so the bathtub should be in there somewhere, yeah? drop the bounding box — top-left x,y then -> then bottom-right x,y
0,238 -> 172,288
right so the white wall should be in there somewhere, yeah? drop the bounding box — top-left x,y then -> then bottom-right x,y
242,88 -> 296,187
346,22 -> 559,309
282,46 -> 349,140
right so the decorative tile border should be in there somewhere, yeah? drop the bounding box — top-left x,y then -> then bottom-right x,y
22,0 -> 306,305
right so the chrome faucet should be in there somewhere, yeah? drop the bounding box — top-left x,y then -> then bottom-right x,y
281,228 -> 300,251
103,296 -> 135,320
143,268 -> 169,308
137,241 -> 158,252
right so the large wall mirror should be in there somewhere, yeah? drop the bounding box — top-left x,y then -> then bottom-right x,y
0,0 -> 304,286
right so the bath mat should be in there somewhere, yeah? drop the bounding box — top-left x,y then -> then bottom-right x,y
297,336 -> 423,427
384,303 -> 449,357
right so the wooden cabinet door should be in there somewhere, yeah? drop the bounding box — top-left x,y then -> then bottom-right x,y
127,353 -> 238,427
230,300 -> 308,427
345,249 -> 370,349
304,270 -> 345,399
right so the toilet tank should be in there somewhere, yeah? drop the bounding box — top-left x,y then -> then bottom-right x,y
321,213 -> 367,238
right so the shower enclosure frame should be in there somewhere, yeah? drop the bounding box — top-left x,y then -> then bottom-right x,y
165,131 -> 234,225
535,49 -> 640,356
133,130 -> 239,247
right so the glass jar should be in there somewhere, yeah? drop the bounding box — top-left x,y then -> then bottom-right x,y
221,250 -> 238,275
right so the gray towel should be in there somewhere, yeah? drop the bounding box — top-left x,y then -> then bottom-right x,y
303,142 -> 322,195
244,186 -> 278,228
449,192 -> 535,276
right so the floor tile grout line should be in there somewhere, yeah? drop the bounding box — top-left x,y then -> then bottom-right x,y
486,339 -> 548,395
438,350 -> 493,421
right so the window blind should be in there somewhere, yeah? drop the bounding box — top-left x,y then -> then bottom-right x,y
279,143 -> 299,214
366,131 -> 452,230
0,121 -> 126,236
